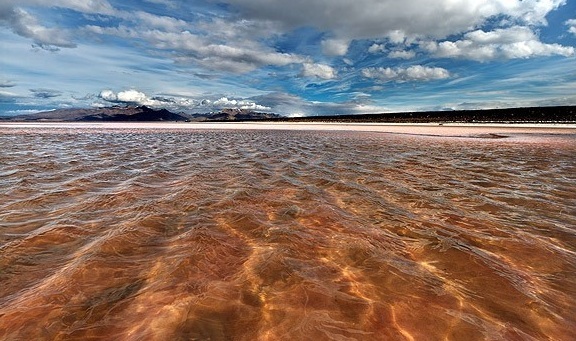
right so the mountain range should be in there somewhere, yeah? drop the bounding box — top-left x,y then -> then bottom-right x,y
0,106 -> 281,122
1,105 -> 575,123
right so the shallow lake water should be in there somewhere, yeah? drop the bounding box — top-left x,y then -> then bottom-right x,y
1,125 -> 575,340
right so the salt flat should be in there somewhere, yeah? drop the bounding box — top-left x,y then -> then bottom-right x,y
1,121 -> 575,136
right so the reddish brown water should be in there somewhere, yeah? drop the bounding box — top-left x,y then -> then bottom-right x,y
1,126 -> 575,340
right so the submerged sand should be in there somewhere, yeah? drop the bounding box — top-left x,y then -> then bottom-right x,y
1,123 -> 575,340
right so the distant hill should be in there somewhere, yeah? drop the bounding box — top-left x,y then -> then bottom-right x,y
269,106 -> 576,123
2,105 -> 574,123
0,106 -> 281,122
1,106 -> 189,122
188,108 -> 281,121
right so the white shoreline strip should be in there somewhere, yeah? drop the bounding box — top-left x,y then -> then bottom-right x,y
0,121 -> 575,136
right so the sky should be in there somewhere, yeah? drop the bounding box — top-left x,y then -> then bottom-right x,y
1,0 -> 575,116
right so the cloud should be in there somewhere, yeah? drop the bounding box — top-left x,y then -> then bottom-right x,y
196,17 -> 280,42
84,9 -> 304,73
0,91 -> 22,102
362,65 -> 450,82
133,11 -> 189,31
424,26 -> 574,61
223,0 -> 568,41
97,89 -> 270,112
87,26 -> 308,73
99,89 -> 151,104
388,50 -> 416,59
368,44 -> 385,54
212,97 -> 270,111
0,0 -> 116,50
0,80 -> 16,88
321,38 -> 350,56
99,89 -> 118,102
116,90 -> 148,103
249,91 -> 389,116
368,43 -> 416,59
97,89 -> 387,116
300,63 -> 337,79
178,44 -> 306,73
30,88 -> 63,98
143,0 -> 179,9
0,8 -> 76,50
86,17 -> 346,77
5,0 -> 115,15
567,19 -> 576,36
387,30 -> 408,44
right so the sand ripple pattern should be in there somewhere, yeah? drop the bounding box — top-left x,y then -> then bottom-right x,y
1,128 -> 575,340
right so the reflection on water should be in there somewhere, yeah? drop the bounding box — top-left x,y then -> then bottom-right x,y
0,127 -> 575,340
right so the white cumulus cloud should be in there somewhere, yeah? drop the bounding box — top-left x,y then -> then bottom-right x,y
567,19 -> 576,36
425,26 -> 574,61
116,90 -> 148,103
98,90 -> 270,111
212,97 -> 270,110
321,38 -> 350,56
368,44 -> 385,54
301,63 -> 337,79
99,89 -> 155,105
99,89 -> 117,102
362,65 -> 450,82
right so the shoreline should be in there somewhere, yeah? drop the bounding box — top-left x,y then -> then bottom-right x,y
1,121 -> 575,136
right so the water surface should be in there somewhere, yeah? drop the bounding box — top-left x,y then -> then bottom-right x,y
1,126 -> 575,340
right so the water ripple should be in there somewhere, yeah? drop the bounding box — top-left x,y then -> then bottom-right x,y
0,127 -> 575,340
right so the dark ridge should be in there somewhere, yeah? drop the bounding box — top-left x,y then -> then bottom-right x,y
1,105 -> 575,123
0,105 -> 190,122
78,106 -> 188,122
188,108 -> 281,121
0,106 -> 280,122
267,106 -> 576,123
